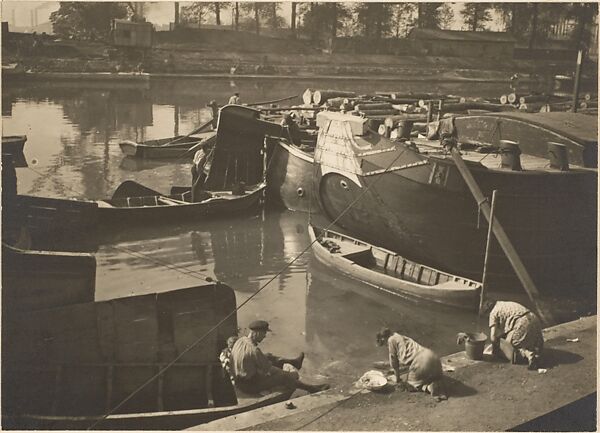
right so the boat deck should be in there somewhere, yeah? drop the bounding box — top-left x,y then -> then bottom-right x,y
412,137 -> 594,172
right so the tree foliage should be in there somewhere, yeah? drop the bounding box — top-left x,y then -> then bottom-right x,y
354,2 -> 394,39
181,2 -> 211,26
49,2 -> 128,41
299,3 -> 351,41
416,3 -> 452,29
493,3 -> 531,34
261,2 -> 285,29
460,3 -> 492,31
181,2 -> 230,26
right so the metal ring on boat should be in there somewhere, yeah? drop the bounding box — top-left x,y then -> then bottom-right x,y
297,187 -> 305,197
340,180 -> 349,190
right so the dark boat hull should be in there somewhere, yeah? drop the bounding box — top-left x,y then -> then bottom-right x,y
2,135 -> 27,155
11,194 -> 99,252
2,243 -> 96,312
314,115 -> 597,294
266,138 -> 319,212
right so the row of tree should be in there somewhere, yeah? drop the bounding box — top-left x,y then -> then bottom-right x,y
49,2 -> 598,51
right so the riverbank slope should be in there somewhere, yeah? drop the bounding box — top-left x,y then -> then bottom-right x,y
3,29 -> 597,85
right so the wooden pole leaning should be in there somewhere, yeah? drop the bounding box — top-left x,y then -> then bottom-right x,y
449,147 -> 555,327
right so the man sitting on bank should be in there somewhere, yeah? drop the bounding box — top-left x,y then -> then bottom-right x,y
231,320 -> 330,394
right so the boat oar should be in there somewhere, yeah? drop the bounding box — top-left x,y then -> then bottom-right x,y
164,118 -> 214,146
179,132 -> 217,159
448,145 -> 555,327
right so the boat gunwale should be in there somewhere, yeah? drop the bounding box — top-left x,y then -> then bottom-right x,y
7,390 -> 293,423
101,182 -> 266,210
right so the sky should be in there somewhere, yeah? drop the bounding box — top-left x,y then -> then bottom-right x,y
2,1 -> 505,33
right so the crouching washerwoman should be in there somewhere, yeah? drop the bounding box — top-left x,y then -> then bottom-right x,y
376,327 -> 447,401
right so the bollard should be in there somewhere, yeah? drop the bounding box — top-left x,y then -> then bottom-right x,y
547,142 -> 569,171
499,140 -> 522,171
396,120 -> 413,139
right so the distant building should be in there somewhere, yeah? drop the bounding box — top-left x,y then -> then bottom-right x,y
111,19 -> 154,48
408,28 -> 516,59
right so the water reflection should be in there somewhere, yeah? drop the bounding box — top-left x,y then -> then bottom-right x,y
92,206 -> 481,387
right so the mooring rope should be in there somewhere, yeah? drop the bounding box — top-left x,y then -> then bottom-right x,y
87,144 -> 408,430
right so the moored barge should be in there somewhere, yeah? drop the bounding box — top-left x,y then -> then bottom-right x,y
312,111 -> 597,294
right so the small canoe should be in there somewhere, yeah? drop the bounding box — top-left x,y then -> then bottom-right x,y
309,225 -> 481,310
119,131 -> 216,159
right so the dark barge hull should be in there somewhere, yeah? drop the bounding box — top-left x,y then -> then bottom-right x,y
1,284 -> 293,430
314,113 -> 597,294
266,137 -> 319,212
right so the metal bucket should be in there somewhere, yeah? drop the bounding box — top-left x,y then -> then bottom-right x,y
463,332 -> 487,360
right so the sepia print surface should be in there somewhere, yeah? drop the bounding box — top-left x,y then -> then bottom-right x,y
1,1 -> 597,430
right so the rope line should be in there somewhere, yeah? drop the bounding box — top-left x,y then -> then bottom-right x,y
108,244 -> 216,283
88,145 -> 408,430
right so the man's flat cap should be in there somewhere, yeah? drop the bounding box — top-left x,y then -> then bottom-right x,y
248,320 -> 270,332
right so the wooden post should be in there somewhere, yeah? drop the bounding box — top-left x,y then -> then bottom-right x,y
426,101 -> 432,125
436,99 -> 443,121
479,189 -> 498,315
571,49 -> 583,113
449,147 -> 555,326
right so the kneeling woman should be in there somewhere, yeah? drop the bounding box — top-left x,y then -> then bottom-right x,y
484,300 -> 544,370
376,328 -> 447,400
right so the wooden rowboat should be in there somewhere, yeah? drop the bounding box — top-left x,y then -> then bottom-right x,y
309,224 -> 481,310
119,131 -> 216,159
14,180 -> 265,237
96,180 -> 266,225
2,283 -> 292,430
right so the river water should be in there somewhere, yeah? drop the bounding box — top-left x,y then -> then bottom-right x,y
3,77 -> 594,389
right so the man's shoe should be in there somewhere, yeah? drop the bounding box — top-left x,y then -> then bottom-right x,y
289,352 -> 305,370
